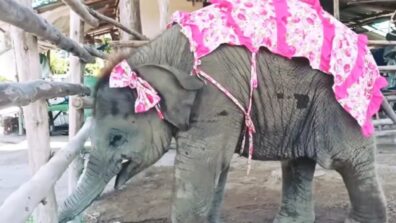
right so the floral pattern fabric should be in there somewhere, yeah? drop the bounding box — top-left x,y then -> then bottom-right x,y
171,0 -> 388,137
109,60 -> 164,119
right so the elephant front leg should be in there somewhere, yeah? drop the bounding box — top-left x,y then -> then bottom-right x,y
172,133 -> 235,223
274,158 -> 316,223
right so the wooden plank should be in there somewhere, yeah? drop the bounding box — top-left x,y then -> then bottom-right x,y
0,0 -> 95,63
0,118 -> 92,223
347,0 -> 396,4
10,0 -> 57,222
67,10 -> 85,223
0,80 -> 90,109
385,95 -> 396,101
373,118 -> 394,126
346,12 -> 392,27
368,40 -> 396,46
375,129 -> 396,137
378,66 -> 396,71
61,0 -> 99,27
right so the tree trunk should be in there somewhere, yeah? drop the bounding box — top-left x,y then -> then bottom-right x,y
67,10 -> 86,223
158,0 -> 169,30
10,0 -> 57,222
119,0 -> 142,41
0,119 -> 92,223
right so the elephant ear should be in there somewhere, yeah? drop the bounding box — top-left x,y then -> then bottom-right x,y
135,64 -> 203,130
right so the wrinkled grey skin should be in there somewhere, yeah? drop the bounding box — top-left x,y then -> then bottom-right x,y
59,26 -> 387,223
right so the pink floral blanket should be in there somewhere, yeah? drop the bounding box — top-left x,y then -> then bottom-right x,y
171,0 -> 388,137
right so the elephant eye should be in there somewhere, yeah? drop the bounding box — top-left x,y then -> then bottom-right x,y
108,130 -> 127,148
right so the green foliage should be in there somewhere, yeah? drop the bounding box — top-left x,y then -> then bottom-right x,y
0,75 -> 10,82
85,59 -> 104,76
26,216 -> 34,223
49,50 -> 69,75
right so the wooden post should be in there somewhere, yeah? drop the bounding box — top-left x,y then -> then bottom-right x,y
158,0 -> 169,30
10,0 -> 57,222
333,0 -> 340,20
119,0 -> 142,41
0,118 -> 92,223
67,9 -> 85,223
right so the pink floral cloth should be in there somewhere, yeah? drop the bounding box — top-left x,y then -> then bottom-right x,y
170,0 -> 388,137
109,60 -> 164,119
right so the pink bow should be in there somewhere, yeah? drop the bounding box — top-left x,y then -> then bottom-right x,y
109,60 -> 164,119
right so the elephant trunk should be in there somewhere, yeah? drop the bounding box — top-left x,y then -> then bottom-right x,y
58,157 -> 117,223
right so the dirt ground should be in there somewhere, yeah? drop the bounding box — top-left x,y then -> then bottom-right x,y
83,144 -> 396,223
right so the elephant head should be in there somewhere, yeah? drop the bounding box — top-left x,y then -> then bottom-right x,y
58,61 -> 203,223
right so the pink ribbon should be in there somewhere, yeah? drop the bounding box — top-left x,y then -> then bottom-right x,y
109,60 -> 164,119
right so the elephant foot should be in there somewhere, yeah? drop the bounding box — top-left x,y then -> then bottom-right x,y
273,212 -> 314,223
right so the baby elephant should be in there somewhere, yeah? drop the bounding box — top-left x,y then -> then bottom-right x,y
59,26 -> 387,223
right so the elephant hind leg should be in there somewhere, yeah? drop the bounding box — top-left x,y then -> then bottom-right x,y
273,157 -> 316,223
334,143 -> 387,223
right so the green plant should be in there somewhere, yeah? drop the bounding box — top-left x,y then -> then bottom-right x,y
26,216 -> 34,223
49,50 -> 69,75
85,58 -> 104,76
0,75 -> 10,82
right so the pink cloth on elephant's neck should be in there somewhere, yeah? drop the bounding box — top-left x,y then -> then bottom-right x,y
170,0 -> 387,137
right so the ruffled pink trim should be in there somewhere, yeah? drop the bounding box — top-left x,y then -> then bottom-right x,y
362,76 -> 388,136
274,0 -> 294,58
334,35 -> 368,99
221,0 -> 257,52
318,9 -> 335,72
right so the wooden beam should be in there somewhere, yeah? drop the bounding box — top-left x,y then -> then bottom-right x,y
0,118 -> 92,223
375,129 -> 396,136
157,0 -> 169,30
373,118 -> 394,126
83,45 -> 108,60
71,96 -> 94,109
378,66 -> 396,71
333,0 -> 340,20
346,12 -> 392,27
0,80 -> 90,109
0,0 -> 95,63
347,0 -> 396,5
119,0 -> 142,41
88,7 -> 148,40
109,40 -> 149,48
368,40 -> 396,46
61,0 -> 99,27
10,0 -> 57,222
